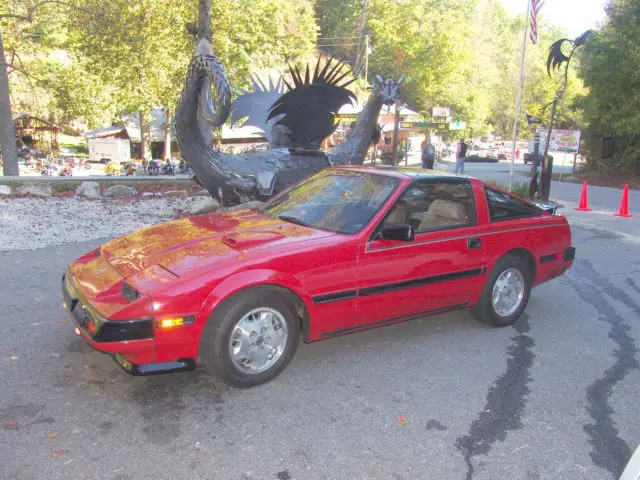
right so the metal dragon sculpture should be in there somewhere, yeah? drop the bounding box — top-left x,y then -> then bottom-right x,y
175,38 -> 404,205
528,29 -> 591,200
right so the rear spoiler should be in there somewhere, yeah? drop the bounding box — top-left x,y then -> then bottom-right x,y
533,202 -> 558,215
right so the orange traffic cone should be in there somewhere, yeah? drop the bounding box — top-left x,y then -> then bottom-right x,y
575,180 -> 592,211
614,184 -> 632,217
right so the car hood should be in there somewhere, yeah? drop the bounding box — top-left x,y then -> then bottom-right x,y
100,208 -> 334,278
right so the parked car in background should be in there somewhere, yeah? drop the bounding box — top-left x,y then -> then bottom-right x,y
61,166 -> 574,388
466,154 -> 499,163
524,153 -> 553,166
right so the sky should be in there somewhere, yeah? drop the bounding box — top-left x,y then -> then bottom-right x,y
500,0 -> 609,37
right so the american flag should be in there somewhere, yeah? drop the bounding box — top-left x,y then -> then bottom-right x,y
529,0 -> 544,44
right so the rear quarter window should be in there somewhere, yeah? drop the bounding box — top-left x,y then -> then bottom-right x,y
484,187 -> 543,221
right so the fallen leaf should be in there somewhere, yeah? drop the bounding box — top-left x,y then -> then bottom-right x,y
48,432 -> 58,438
51,449 -> 66,459
397,416 -> 409,425
3,422 -> 19,430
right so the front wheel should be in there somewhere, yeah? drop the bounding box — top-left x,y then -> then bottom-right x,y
199,287 -> 300,388
471,255 -> 532,327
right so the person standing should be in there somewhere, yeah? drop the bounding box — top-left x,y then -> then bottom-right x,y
421,137 -> 436,169
455,137 -> 468,174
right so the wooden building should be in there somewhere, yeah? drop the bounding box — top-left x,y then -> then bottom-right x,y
13,113 -> 61,154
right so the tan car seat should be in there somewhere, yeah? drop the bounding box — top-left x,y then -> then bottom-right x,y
385,202 -> 408,225
418,199 -> 467,230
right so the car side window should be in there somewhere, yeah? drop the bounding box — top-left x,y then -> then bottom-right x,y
383,181 -> 475,232
484,187 -> 542,221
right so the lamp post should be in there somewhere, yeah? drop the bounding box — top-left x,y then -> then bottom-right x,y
537,30 -> 590,201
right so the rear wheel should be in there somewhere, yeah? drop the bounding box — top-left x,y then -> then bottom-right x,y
471,255 -> 532,327
199,287 -> 300,388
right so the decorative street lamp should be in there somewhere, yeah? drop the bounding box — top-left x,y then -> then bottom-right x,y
536,30 -> 591,201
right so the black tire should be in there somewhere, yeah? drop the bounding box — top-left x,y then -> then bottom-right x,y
199,286 -> 300,388
471,254 -> 532,327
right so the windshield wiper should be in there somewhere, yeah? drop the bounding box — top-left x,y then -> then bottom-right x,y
278,215 -> 311,228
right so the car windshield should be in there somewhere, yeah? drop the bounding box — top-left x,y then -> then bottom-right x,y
260,170 -> 401,234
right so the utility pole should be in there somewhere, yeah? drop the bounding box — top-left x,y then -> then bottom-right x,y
364,35 -> 370,84
354,0 -> 370,76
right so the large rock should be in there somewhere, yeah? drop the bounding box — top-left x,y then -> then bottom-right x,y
76,181 -> 101,199
16,183 -> 53,197
0,185 -> 11,196
185,197 -> 221,215
103,185 -> 137,197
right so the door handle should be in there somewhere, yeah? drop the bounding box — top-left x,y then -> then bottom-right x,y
467,238 -> 482,249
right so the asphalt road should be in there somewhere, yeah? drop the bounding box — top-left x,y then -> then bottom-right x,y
2,179 -> 639,480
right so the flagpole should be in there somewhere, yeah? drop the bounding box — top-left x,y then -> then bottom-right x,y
509,0 -> 531,192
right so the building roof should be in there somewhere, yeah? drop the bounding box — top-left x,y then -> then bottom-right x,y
12,112 -> 61,130
83,126 -> 129,139
118,107 -> 266,142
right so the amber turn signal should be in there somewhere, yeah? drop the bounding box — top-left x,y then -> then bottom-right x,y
158,318 -> 185,329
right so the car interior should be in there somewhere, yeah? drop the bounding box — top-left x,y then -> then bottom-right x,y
383,182 -> 473,233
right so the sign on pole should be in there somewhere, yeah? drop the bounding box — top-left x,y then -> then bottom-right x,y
535,129 -> 582,153
400,121 -> 449,130
335,114 -> 358,124
432,107 -> 450,118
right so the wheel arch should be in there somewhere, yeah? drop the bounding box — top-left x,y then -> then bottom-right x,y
198,271 -> 313,345
501,247 -> 536,282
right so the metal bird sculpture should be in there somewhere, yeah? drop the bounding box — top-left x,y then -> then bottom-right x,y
546,30 -> 592,77
267,59 -> 357,150
175,37 -> 405,205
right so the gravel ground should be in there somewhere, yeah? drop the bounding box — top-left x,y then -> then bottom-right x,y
0,197 -> 202,251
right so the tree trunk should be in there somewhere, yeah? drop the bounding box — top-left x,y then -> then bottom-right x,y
139,110 -> 152,162
163,107 -> 172,160
0,30 -> 19,176
198,0 -> 212,42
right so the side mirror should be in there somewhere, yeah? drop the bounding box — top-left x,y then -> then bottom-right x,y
380,224 -> 414,242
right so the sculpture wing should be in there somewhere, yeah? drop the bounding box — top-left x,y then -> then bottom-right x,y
230,75 -> 287,142
266,59 -> 357,149
546,39 -> 572,77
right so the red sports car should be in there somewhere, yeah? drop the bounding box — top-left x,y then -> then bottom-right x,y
61,167 -> 575,388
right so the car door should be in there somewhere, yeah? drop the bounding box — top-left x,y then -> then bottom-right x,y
356,178 -> 488,327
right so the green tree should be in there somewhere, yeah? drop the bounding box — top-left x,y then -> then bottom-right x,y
578,0 -> 640,170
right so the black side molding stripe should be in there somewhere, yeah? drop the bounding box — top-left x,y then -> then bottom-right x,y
359,267 -> 486,297
320,302 -> 470,337
313,290 -> 357,305
312,267 -> 487,304
540,247 -> 576,264
539,253 -> 559,264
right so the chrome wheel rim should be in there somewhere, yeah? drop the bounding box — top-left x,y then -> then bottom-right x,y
229,307 -> 288,374
491,268 -> 525,317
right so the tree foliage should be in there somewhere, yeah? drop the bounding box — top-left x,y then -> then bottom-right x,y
1,0 -> 603,167
578,0 -> 640,170
314,0 -> 585,141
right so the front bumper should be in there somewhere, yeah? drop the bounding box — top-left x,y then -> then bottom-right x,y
61,272 -> 195,376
